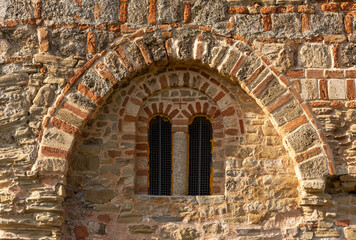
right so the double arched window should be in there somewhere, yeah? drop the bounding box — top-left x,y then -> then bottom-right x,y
148,115 -> 213,196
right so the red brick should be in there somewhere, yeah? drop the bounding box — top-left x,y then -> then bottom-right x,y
239,119 -> 245,134
306,69 -> 323,78
230,55 -> 246,76
286,5 -> 296,13
42,146 -> 69,159
340,2 -> 356,11
87,32 -> 96,54
346,101 -> 356,108
322,4 -> 339,12
195,43 -> 203,60
115,46 -> 135,72
298,5 -> 314,13
285,70 -> 304,78
281,115 -> 308,134
95,63 -> 118,86
34,1 -> 41,19
159,75 -> 168,88
344,15 -> 353,34
302,14 -> 310,33
319,80 -> 328,100
308,101 -> 329,107
325,70 -> 343,78
51,117 -> 79,135
75,226 -> 89,239
262,15 -> 272,32
164,104 -> 172,115
347,80 -> 355,100
77,83 -> 103,105
108,23 -> 120,32
324,35 -> 347,43
346,70 -> 356,78
252,74 -> 274,97
183,2 -> 191,23
330,101 -> 344,108
169,109 -> 179,119
228,7 -> 248,14
301,103 -> 314,119
266,93 -> 293,112
260,7 -> 276,14
119,3 -> 128,23
62,102 -> 88,119
98,215 -> 111,223
221,107 -> 235,116
336,219 -> 350,226
295,147 -> 322,163
213,91 -> 225,102
136,39 -> 153,65
225,128 -> 239,135
83,54 -> 99,70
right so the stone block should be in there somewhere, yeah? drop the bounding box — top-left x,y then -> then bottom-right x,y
272,100 -> 303,126
271,13 -> 301,39
67,92 -> 97,112
301,180 -> 325,193
81,69 -> 111,97
259,80 -> 285,105
117,211 -> 142,223
345,227 -> 356,240
143,32 -> 168,63
42,127 -> 75,150
300,44 -> 330,68
151,216 -> 183,222
35,158 -> 67,173
196,195 -> 225,204
237,53 -> 262,82
309,12 -> 344,35
127,0 -> 147,25
56,109 -> 83,128
33,85 -> 55,107
104,52 -> 129,81
85,188 -> 114,203
72,154 -> 99,172
173,132 -> 187,195
41,0 -> 78,24
328,79 -> 346,100
0,39 -> 10,57
301,79 -> 318,100
50,28 -> 86,58
174,227 -> 200,240
2,0 -> 33,19
203,223 -> 225,234
234,14 -> 263,40
191,0 -> 227,25
341,43 -> 356,67
129,225 -> 158,234
157,0 -> 182,24
286,124 -> 319,153
298,156 -> 329,180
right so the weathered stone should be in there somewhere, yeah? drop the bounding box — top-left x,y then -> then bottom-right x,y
298,156 -> 329,180
271,14 -> 301,39
272,100 -> 303,126
234,15 -> 263,40
341,43 -> 356,67
85,188 -> 114,203
301,80 -> 318,100
203,223 -> 225,234
81,69 -> 111,97
286,124 -> 319,153
309,12 -> 344,35
151,216 -> 183,222
117,212 -> 142,223
72,154 -> 99,172
345,227 -> 356,239
196,195 -> 225,204
301,180 -> 325,193
259,80 -> 285,105
129,225 -> 158,234
157,0 -> 181,24
2,0 -> 34,19
300,44 -> 330,68
191,0 -> 227,25
328,79 -> 346,100
127,0 -> 147,25
173,132 -> 187,195
174,227 -> 200,240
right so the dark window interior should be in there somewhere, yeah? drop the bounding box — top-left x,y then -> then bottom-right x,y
188,116 -> 213,195
148,115 -> 172,195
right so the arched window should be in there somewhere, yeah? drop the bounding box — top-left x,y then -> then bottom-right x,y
148,115 -> 172,195
188,116 -> 213,195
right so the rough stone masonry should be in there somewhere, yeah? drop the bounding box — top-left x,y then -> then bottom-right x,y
0,0 -> 355,239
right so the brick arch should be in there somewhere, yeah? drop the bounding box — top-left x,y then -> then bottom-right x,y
132,80 -> 234,195
33,27 -> 334,197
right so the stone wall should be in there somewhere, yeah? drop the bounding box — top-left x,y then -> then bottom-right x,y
0,0 -> 355,239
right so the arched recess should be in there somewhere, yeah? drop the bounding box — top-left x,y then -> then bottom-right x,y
33,28 -> 334,208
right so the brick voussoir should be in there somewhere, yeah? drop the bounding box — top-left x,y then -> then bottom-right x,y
266,92 -> 293,113
135,39 -> 153,65
77,83 -> 103,105
295,147 -> 322,163
95,62 -> 119,86
41,145 -> 70,159
252,74 -> 275,97
50,117 -> 80,135
114,46 -> 135,72
281,114 -> 308,135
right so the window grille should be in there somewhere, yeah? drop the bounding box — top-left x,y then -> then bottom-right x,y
148,115 -> 172,195
188,116 -> 213,195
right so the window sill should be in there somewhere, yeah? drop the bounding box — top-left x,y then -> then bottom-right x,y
135,194 -> 225,204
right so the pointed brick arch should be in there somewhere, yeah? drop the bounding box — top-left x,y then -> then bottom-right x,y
33,28 -> 334,198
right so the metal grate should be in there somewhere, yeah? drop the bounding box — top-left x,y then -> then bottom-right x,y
148,115 -> 172,195
188,116 -> 213,195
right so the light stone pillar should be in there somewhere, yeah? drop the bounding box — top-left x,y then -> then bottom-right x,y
172,132 -> 188,195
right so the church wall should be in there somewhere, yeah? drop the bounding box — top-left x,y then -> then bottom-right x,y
0,0 -> 355,239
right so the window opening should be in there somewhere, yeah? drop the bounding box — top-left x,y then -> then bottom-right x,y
148,115 -> 172,195
188,116 -> 213,195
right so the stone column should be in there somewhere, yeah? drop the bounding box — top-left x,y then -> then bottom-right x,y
172,132 -> 188,195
